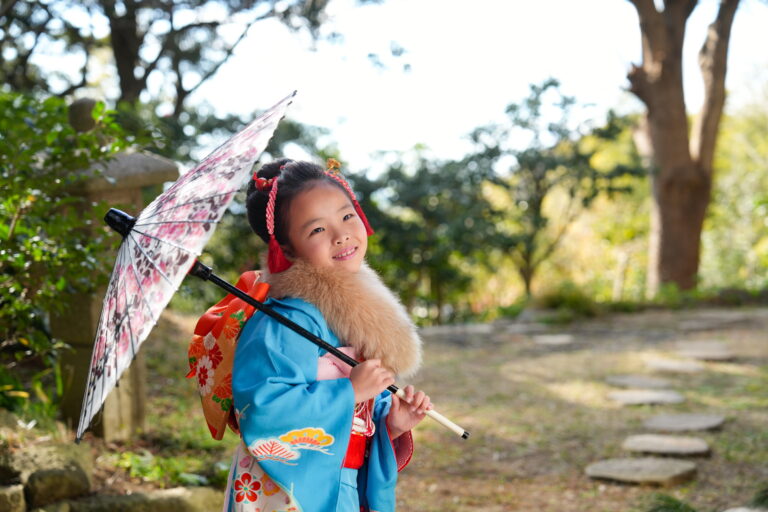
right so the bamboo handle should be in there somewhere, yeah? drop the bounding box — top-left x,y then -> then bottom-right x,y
394,388 -> 470,439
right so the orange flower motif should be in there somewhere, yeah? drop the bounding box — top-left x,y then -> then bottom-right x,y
260,473 -> 281,497
222,314 -> 243,340
213,373 -> 232,399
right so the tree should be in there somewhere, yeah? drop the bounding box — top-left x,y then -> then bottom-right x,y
625,0 -> 740,295
469,80 -> 642,297
354,152 -> 499,324
700,86 -> 768,289
0,0 -> 342,114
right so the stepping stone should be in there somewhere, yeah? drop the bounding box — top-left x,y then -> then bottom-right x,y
609,389 -> 685,405
532,334 -> 574,346
675,341 -> 735,361
622,434 -> 710,455
646,358 -> 705,373
585,457 -> 696,485
644,413 -> 726,432
606,375 -> 671,389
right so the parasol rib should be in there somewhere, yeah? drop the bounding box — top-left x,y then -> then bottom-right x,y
132,228 -> 200,256
125,242 -> 160,325
133,219 -> 219,228
77,244 -> 122,439
138,192 -> 235,222
127,232 -> 175,285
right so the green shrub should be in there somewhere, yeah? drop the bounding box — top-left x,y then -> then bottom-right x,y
535,281 -> 599,323
0,92 -> 135,415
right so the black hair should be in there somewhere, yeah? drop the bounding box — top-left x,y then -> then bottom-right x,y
245,159 -> 348,246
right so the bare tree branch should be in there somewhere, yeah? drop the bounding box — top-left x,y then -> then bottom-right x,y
690,0 -> 739,171
172,12 -> 271,116
0,0 -> 20,19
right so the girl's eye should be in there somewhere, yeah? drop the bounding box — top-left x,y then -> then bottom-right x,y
343,213 -> 355,221
310,227 -> 324,236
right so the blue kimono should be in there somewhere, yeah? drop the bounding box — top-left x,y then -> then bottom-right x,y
224,297 -> 412,512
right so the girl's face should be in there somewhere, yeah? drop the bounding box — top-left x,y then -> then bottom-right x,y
284,182 -> 368,272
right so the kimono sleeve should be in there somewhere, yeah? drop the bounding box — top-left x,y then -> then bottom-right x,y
232,299 -> 355,511
358,392 -> 415,512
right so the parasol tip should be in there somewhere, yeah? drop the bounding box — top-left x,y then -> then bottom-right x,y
462,431 -> 470,440
104,208 -> 136,238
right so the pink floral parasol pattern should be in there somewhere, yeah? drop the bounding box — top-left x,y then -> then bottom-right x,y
76,91 -> 295,441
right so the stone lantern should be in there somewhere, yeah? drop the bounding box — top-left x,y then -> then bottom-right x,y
53,99 -> 179,441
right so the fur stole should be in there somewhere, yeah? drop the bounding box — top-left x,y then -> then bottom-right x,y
262,259 -> 422,378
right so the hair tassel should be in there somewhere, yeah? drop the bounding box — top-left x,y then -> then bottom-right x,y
267,237 -> 292,273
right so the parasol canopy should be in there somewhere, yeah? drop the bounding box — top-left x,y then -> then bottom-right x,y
76,91 -> 295,441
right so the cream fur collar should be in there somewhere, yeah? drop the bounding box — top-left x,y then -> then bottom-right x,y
262,259 -> 422,378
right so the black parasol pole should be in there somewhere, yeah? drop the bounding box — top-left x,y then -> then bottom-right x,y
188,259 -> 470,440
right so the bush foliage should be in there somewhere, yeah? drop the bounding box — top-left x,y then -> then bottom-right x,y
0,92 -> 134,414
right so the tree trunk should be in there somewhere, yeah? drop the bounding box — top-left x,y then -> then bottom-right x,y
626,0 -> 738,295
104,1 -> 145,104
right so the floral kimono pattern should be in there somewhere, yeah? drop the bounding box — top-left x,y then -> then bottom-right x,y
224,297 -> 412,512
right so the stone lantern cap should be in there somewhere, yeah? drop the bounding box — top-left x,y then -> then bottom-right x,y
83,149 -> 179,193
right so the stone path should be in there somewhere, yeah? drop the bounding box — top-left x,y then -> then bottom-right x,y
585,336 -> 743,491
645,358 -> 705,373
605,374 -> 671,389
643,413 -> 725,432
531,334 -> 575,346
621,434 -> 710,455
608,389 -> 685,405
675,341 -> 735,361
585,457 -> 696,485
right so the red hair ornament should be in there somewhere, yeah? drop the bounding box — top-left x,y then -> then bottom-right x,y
325,158 -> 374,236
265,178 -> 293,274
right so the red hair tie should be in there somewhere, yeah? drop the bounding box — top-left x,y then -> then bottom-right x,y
265,178 -> 293,273
253,176 -> 274,191
325,158 -> 374,236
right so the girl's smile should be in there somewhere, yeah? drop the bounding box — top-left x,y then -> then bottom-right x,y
285,182 -> 368,272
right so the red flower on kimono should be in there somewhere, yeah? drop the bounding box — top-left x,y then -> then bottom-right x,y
234,472 -> 261,503
207,342 -> 223,369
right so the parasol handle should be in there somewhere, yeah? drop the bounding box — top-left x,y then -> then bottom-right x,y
189,260 -> 470,440
394,388 -> 469,439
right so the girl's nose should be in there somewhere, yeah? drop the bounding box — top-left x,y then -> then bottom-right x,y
335,234 -> 350,245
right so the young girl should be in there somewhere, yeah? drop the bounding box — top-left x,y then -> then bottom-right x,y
223,158 -> 431,512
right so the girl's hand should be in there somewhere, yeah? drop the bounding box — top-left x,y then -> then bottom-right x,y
387,385 -> 432,439
349,359 -> 394,404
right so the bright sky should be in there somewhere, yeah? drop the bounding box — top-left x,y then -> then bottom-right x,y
85,0 -> 768,171
191,0 -> 768,171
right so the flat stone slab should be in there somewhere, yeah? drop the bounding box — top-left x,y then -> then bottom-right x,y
622,434 -> 710,455
646,358 -> 705,373
585,457 -> 696,485
532,334 -> 574,346
606,375 -> 671,389
644,413 -> 726,432
675,341 -> 735,361
609,389 -> 685,405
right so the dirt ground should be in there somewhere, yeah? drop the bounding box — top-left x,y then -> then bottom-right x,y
396,307 -> 768,512
96,306 -> 768,512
